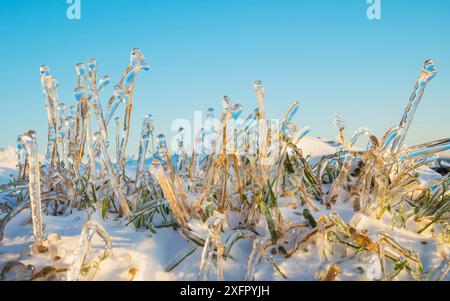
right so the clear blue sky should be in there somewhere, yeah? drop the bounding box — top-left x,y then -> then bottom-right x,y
0,0 -> 449,155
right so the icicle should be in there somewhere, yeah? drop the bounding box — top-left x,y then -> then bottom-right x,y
20,131 -> 44,251
93,132 -> 131,217
66,221 -> 112,281
198,215 -> 225,281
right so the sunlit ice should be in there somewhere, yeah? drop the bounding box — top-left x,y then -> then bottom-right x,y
0,49 -> 449,281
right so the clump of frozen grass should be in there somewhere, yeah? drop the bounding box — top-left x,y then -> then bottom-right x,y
1,52 -> 449,281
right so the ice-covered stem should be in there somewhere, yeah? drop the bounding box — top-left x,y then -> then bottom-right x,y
87,59 -> 110,141
16,136 -> 27,180
316,264 -> 341,281
114,117 -> 121,164
395,138 -> 450,161
105,92 -> 125,127
85,99 -> 98,188
67,221 -> 113,281
274,100 -> 303,195
217,97 -> 234,211
57,103 -> 69,170
198,215 -> 225,281
116,48 -> 150,172
280,100 -> 300,140
333,113 -> 346,147
377,232 -> 423,280
65,115 -> 76,172
292,126 -> 311,145
243,238 -> 269,281
73,63 -> 88,170
40,66 -> 59,179
136,114 -> 154,190
175,126 -> 188,173
91,93 -> 108,141
391,59 -> 438,153
93,132 -> 131,217
235,108 -> 259,152
349,127 -> 373,149
254,81 -> 270,188
150,160 -> 188,228
20,131 -> 44,250
254,80 -> 265,120
155,134 -> 167,163
154,134 -> 176,181
190,127 -> 206,179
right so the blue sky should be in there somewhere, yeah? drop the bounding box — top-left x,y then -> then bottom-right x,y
0,0 -> 449,155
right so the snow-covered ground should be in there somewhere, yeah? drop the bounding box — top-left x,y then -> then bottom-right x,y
0,138 -> 448,281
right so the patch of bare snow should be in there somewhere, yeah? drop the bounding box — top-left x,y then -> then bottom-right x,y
0,146 -> 17,184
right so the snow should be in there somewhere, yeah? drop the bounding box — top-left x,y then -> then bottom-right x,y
0,139 -> 448,281
0,146 -> 17,184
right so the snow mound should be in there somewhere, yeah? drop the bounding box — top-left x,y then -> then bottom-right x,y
0,146 -> 17,184
0,146 -> 16,170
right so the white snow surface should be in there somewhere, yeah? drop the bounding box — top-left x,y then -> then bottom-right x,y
0,139 -> 448,281
0,146 -> 17,184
